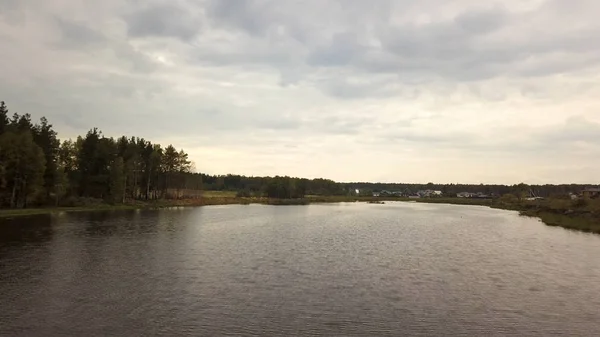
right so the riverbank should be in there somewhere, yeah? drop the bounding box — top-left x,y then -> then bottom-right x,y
0,196 -> 319,219
0,205 -> 143,218
0,198 -> 247,219
415,197 -> 600,234
2,194 -> 598,235
496,199 -> 600,234
307,196 -> 600,234
0,195 -> 380,219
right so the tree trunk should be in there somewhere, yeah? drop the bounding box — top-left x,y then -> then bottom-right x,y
132,169 -> 137,199
146,167 -> 151,200
21,178 -> 27,208
10,177 -> 17,209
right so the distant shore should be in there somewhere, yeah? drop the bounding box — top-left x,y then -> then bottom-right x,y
1,193 -> 598,235
0,195 -> 372,219
415,197 -> 600,234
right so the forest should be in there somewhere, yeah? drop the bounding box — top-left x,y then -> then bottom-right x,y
0,101 -> 203,208
0,101 -> 344,209
345,182 -> 597,198
1,100 -> 596,210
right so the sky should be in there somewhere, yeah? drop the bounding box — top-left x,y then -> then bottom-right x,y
0,0 -> 599,184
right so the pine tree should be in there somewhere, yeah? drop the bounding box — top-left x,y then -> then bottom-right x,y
109,157 -> 125,204
0,101 -> 9,135
0,131 -> 46,208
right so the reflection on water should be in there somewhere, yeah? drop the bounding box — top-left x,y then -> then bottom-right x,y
1,203 -> 600,336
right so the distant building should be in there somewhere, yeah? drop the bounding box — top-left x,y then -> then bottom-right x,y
457,192 -> 492,199
417,190 -> 442,198
582,188 -> 600,199
373,190 -> 410,197
379,190 -> 392,196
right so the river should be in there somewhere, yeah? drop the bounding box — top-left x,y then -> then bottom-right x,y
1,202 -> 599,336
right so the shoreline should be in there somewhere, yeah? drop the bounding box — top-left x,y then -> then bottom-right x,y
1,196 -> 598,234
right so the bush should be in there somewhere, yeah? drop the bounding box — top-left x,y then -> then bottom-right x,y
572,198 -> 588,208
499,194 -> 518,204
236,189 -> 252,198
61,196 -> 105,207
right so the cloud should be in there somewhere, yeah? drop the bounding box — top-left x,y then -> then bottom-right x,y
54,18 -> 106,48
0,0 -> 599,184
541,116 -> 600,144
199,0 -> 600,85
307,32 -> 362,67
124,2 -> 202,40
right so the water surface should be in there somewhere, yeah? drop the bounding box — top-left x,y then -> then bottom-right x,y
1,202 -> 599,336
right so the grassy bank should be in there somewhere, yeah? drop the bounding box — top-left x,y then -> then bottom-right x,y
0,194 -> 406,219
414,197 -> 493,206
0,194 -> 336,218
0,205 -> 140,218
509,199 -> 600,233
2,193 -> 599,235
519,209 -> 600,233
420,196 -> 600,234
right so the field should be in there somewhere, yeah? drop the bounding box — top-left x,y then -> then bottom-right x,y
201,190 -> 237,198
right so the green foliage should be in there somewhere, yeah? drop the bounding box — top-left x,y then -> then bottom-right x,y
499,193 -> 519,204
0,99 -> 598,212
109,157 -> 126,204
264,176 -> 305,199
32,117 -> 60,198
200,175 -> 343,196
0,101 -> 8,135
53,165 -> 69,206
0,130 -> 46,207
358,189 -> 374,197
0,100 -> 203,209
236,189 -> 252,198
572,198 -> 588,208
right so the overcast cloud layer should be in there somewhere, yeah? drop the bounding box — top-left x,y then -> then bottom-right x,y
1,0 -> 599,184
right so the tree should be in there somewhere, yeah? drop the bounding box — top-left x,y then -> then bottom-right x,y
122,137 -> 141,199
264,176 -> 305,199
59,139 -> 78,172
177,150 -> 191,173
32,117 -> 60,200
162,145 -> 178,196
77,128 -> 101,197
11,113 -> 33,133
109,157 -> 125,204
0,131 -> 46,208
147,145 -> 163,200
58,139 -> 79,196
0,101 -> 8,135
53,165 -> 69,206
513,183 -> 529,202
0,162 -> 6,192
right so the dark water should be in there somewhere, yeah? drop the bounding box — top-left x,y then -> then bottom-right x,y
1,202 -> 600,336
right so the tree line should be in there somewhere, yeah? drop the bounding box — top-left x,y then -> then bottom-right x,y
0,101 -> 201,208
200,177 -> 597,200
347,182 -> 598,198
200,174 -> 346,197
0,101 -> 345,208
1,100 -> 596,208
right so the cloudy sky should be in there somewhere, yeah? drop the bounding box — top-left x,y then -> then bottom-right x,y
1,0 -> 599,184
